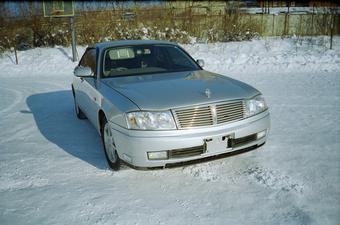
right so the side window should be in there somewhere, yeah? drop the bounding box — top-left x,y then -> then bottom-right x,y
79,49 -> 96,75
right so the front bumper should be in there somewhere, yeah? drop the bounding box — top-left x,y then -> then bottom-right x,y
111,110 -> 270,168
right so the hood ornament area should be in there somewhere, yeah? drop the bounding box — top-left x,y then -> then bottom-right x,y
205,88 -> 211,98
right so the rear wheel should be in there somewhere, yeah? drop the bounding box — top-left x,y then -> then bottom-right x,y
101,117 -> 120,170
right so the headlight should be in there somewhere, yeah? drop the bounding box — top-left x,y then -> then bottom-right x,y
126,111 -> 176,130
245,95 -> 268,117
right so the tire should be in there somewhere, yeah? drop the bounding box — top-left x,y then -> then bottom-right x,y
73,96 -> 86,120
101,117 -> 120,170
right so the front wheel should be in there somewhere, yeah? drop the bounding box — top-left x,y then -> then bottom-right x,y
101,118 -> 120,170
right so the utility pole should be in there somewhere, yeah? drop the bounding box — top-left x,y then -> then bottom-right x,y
70,16 -> 77,62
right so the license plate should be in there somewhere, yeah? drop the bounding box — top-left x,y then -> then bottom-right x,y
204,135 -> 231,153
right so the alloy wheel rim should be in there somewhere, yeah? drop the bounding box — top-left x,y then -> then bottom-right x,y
103,123 -> 117,163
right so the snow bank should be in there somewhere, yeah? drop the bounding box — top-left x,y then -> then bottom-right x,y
184,36 -> 340,75
0,36 -> 339,78
0,46 -> 85,77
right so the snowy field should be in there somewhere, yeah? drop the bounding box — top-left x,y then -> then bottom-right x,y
0,37 -> 339,225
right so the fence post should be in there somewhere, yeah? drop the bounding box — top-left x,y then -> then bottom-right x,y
14,48 -> 18,65
272,14 -> 275,36
311,5 -> 315,36
330,11 -> 335,49
283,3 -> 290,36
299,14 -> 302,35
261,13 -> 263,35
284,13 -> 287,36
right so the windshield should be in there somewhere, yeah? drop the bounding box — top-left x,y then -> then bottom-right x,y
102,45 -> 200,77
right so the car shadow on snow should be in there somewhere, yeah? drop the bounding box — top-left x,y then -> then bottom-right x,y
26,90 -> 108,170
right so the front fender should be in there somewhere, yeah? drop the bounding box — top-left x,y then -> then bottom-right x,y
97,81 -> 140,130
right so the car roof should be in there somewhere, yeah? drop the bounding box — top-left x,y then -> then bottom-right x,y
93,40 -> 177,49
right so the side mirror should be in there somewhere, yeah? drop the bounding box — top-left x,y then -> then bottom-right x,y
197,59 -> 205,68
74,66 -> 93,77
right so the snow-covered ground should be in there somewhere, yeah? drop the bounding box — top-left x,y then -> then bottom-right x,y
0,37 -> 339,225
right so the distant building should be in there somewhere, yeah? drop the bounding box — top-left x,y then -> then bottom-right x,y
257,1 -> 340,7
163,1 -> 339,15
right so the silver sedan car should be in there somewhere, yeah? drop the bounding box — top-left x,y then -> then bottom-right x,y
72,40 -> 270,170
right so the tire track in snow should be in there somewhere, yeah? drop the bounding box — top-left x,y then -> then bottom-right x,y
243,166 -> 304,194
34,80 -> 68,90
0,86 -> 23,114
0,123 -> 38,145
181,162 -> 223,182
0,80 -> 65,117
0,81 -> 59,144
0,168 -> 49,192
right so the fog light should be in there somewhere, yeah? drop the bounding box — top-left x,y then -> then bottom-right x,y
257,130 -> 267,139
147,151 -> 168,160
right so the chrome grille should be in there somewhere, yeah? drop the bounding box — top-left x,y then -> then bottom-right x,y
173,101 -> 244,129
173,106 -> 213,128
216,101 -> 244,124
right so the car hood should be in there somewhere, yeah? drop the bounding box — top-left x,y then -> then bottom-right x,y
101,70 -> 260,110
